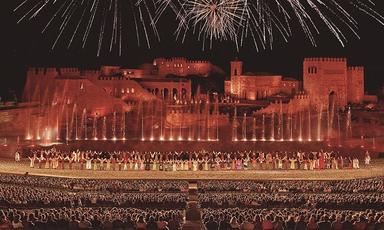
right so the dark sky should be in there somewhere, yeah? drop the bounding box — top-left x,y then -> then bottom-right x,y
2,0 -> 384,100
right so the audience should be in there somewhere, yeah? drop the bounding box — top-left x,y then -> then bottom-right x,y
0,174 -> 383,229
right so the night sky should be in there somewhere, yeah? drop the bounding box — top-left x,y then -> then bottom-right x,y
2,0 -> 384,100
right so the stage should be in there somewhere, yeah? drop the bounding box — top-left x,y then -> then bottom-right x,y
0,159 -> 383,180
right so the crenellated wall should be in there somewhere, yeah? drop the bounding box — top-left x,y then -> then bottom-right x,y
154,57 -> 213,77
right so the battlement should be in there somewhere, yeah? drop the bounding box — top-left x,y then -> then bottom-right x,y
348,66 -> 364,71
59,68 -> 80,75
293,91 -> 310,100
304,57 -> 347,62
82,70 -> 100,75
27,67 -> 58,75
186,60 -> 210,64
154,57 -> 210,64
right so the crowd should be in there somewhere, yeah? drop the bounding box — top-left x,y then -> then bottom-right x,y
0,207 -> 184,230
0,184 -> 187,209
23,148 -> 372,171
197,178 -> 384,193
0,174 -> 188,192
199,193 -> 384,210
1,207 -> 384,229
0,174 -> 382,229
201,208 -> 384,230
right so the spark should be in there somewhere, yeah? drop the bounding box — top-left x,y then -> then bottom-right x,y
14,0 -> 160,56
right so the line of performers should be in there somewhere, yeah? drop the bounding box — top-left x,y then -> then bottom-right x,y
24,149 -> 371,171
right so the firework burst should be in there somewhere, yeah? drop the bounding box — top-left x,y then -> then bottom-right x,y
14,0 -> 160,56
171,0 -> 384,50
174,0 -> 249,49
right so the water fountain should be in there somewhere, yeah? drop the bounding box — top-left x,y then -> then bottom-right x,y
298,111 -> 303,141
317,105 -> 322,141
289,112 -> 293,141
279,101 -> 283,141
232,106 -> 238,141
337,112 -> 341,146
102,117 -> 107,140
112,111 -> 117,140
261,114 -> 266,141
252,116 -> 257,141
242,113 -> 247,141
179,104 -> 183,141
346,106 -> 352,138
206,99 -> 210,141
160,100 -> 164,140
121,111 -> 126,140
92,114 -> 98,140
215,96 -> 219,141
169,109 -> 174,141
151,102 -> 155,141
200,99 -> 201,141
81,108 -> 87,140
69,103 -> 77,140
65,105 -> 69,141
307,107 -> 311,141
56,107 -> 60,140
141,105 -> 145,141
270,112 -> 275,141
327,98 -> 335,140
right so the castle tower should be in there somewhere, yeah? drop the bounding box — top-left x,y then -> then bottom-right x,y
347,67 -> 364,103
228,59 -> 243,96
303,58 -> 348,109
230,59 -> 243,76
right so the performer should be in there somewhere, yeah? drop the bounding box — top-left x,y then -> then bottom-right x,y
28,153 -> 36,168
58,154 -> 64,170
14,150 -> 20,162
117,157 -> 123,171
44,154 -> 50,169
319,152 -> 325,170
123,153 -> 129,171
111,156 -> 116,171
99,157 -> 105,170
106,157 -> 111,171
52,154 -> 58,169
365,151 -> 371,166
289,157 -> 297,170
37,153 -> 44,169
92,157 -> 98,171
353,157 -> 360,169
277,155 -> 283,170
192,159 -> 198,171
85,155 -> 92,170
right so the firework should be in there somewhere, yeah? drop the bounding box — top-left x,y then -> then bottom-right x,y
14,0 -> 160,56
174,0 -> 249,50
171,0 -> 384,50
14,0 -> 384,53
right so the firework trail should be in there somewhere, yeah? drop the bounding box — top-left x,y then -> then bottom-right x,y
14,0 -> 160,56
171,0 -> 384,50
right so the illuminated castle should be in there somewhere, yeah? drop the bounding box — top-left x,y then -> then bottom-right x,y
225,60 -> 300,100
303,58 -> 364,108
225,57 -> 368,109
23,57 -> 214,116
